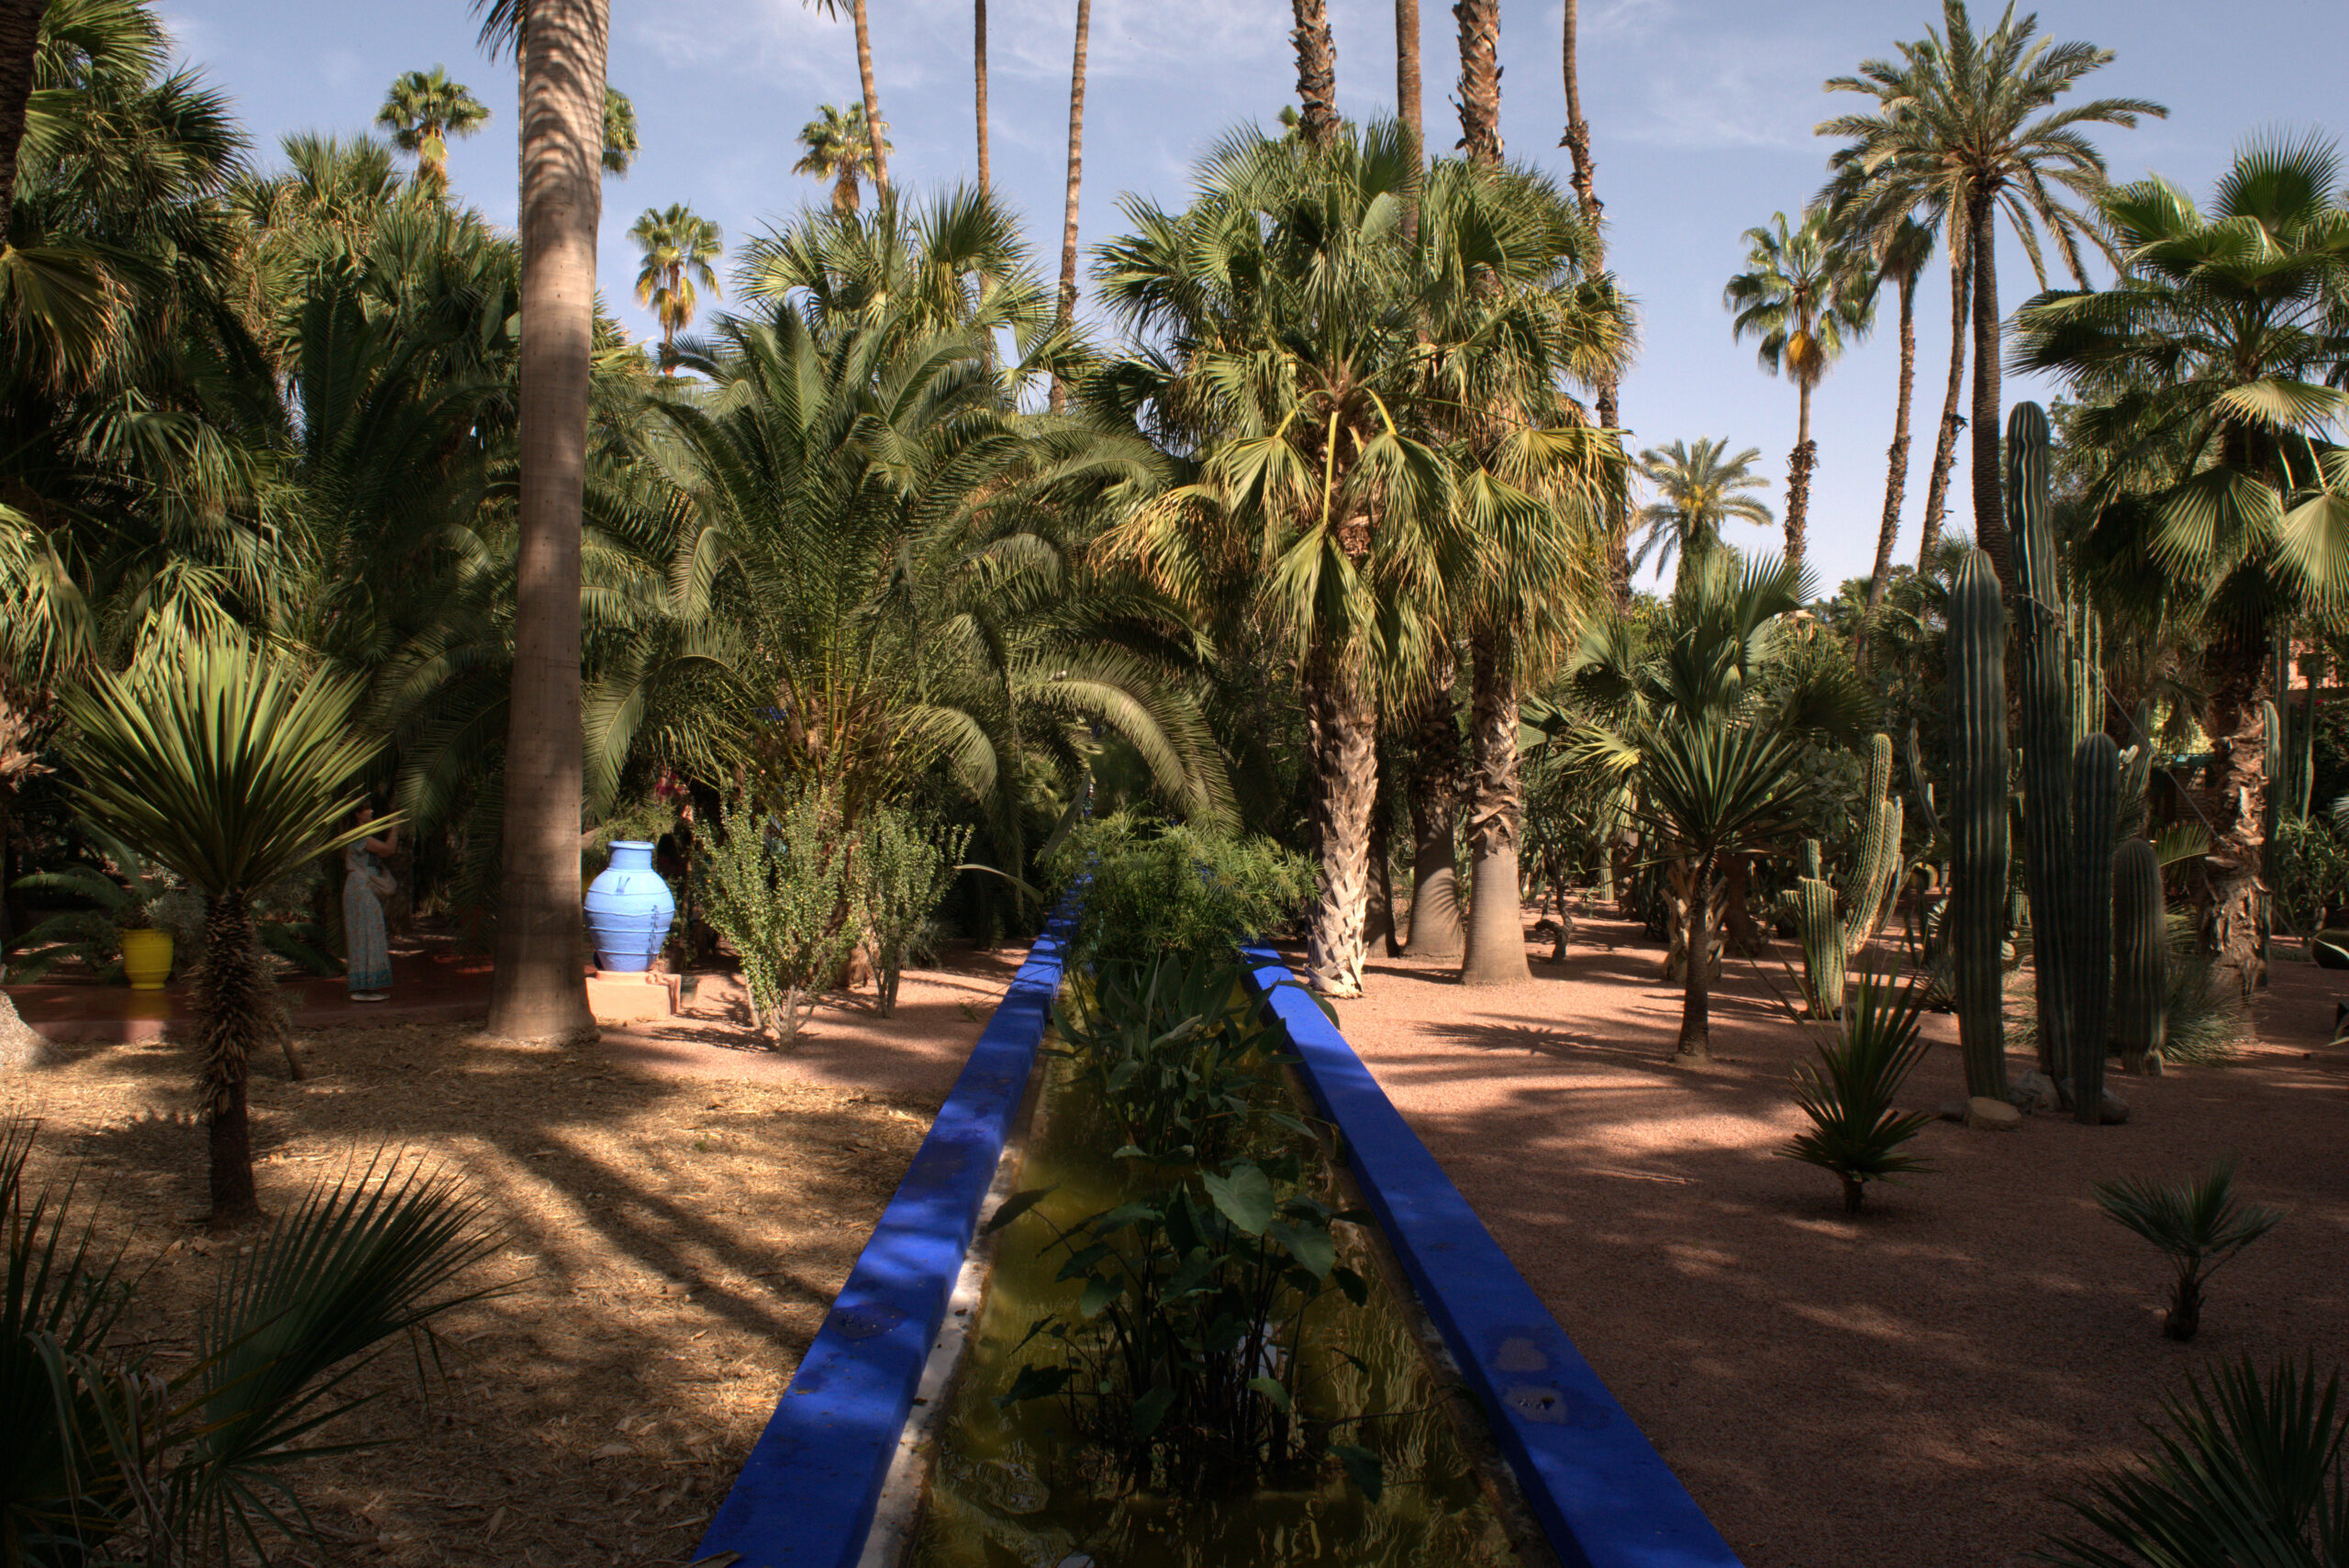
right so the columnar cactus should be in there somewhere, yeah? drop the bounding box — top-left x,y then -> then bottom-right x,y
2113,836 -> 2166,1074
1946,548 -> 2009,1101
2009,402 -> 2076,1083
1843,733 -> 1905,957
1793,876 -> 1845,1019
2071,734 -> 2119,1123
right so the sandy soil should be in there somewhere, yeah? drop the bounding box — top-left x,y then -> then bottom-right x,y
1,948 -> 1028,1568
1317,906 -> 2349,1568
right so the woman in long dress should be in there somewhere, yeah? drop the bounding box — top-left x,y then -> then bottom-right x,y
343,806 -> 398,1002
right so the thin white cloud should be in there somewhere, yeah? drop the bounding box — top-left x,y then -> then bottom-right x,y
1619,34 -> 1843,151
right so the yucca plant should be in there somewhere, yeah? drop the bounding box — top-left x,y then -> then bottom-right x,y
60,639 -> 385,1223
1778,974 -> 1936,1213
2096,1157 -> 2283,1342
2040,1358 -> 2348,1567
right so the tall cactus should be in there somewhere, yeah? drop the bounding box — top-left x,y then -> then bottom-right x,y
1793,876 -> 1846,1019
1946,548 -> 2009,1101
1790,736 -> 1905,1018
2009,402 -> 2076,1083
2071,734 -> 2118,1122
2113,836 -> 2166,1074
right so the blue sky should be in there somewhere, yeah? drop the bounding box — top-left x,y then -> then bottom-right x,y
163,0 -> 2343,592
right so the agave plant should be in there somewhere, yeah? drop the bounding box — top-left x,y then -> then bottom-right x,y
60,638 -> 385,1223
2040,1358 -> 2349,1567
1778,974 -> 1936,1213
2096,1158 -> 2283,1342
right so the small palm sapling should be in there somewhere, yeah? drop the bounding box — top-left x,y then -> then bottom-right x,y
2095,1157 -> 2282,1341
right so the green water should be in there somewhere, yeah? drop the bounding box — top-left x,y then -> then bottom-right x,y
909,1055 -> 1524,1568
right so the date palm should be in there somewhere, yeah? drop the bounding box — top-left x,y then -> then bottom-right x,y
1048,0 -> 1091,413
1817,1 -> 2162,597
793,101 -> 888,217
1289,0 -> 1338,148
61,639 -> 384,1222
629,201 -> 722,371
1723,208 -> 1875,574
1631,438 -> 1775,595
1858,215 -> 1935,626
374,65 -> 491,195
804,0 -> 887,195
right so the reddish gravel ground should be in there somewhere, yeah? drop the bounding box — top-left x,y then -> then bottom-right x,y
1310,906 -> 2349,1568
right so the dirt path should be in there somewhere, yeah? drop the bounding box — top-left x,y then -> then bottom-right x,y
1317,907 -> 2349,1568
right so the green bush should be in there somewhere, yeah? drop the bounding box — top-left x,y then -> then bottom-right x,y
696,785 -> 864,1043
859,806 -> 971,1018
1042,812 -> 1314,967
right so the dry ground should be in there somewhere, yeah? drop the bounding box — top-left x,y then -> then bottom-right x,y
3,953 -> 1028,1568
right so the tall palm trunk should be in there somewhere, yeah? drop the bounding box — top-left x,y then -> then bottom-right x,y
1560,0 -> 1627,607
1453,0 -> 1500,166
489,0 -> 605,1043
1784,384 -> 1815,573
852,0 -> 888,194
1863,266 -> 1919,621
1967,192 -> 2011,595
1048,0 -> 1091,415
0,0 -> 46,239
2206,627 -> 2270,995
1918,244 -> 1970,569
973,0 -> 989,190
1306,653 -> 1376,996
1290,0 -> 1339,147
1675,848 -> 1715,1061
195,891 -> 271,1221
1396,0 -> 1420,237
1459,641 -> 1529,985
1402,650 -> 1462,957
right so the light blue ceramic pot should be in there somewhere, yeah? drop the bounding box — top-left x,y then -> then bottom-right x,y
584,840 -> 675,973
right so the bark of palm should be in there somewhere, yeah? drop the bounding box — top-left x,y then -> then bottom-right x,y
852,0 -> 888,193
1048,0 -> 1090,416
489,0 -> 604,1043
973,0 -> 989,191
1367,736 -> 1401,958
1783,419 -> 1816,573
1863,270 -> 1918,627
1919,251 -> 1969,571
196,893 -> 277,1222
0,0 -> 46,239
1459,639 -> 1529,985
1559,0 -> 1627,607
1306,655 -> 1376,997
1289,0 -> 1339,149
1675,849 -> 1716,1061
1401,667 -> 1463,957
1452,0 -> 1500,167
2205,630 -> 2270,995
1396,0 -> 1420,161
1966,195 -> 2012,595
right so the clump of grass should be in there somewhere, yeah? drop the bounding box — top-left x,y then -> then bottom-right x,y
2095,1156 -> 2282,1341
1778,976 -> 1936,1214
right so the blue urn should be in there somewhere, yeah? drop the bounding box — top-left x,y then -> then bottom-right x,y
584,840 -> 675,973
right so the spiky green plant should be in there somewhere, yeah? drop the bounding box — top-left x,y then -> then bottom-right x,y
2040,1358 -> 2349,1567
2095,1157 -> 2283,1341
1779,975 -> 1936,1213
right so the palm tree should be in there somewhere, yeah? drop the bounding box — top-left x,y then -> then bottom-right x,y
61,640 -> 384,1221
974,0 -> 990,189
1631,439 -> 1776,594
2014,135 -> 2349,989
1395,0 -> 1420,176
484,0 -> 603,1041
1859,216 -> 1934,624
1048,0 -> 1092,415
1289,0 -> 1338,148
0,0 -> 43,238
1561,0 -> 1627,607
793,102 -> 888,217
375,66 -> 492,195
804,0 -> 887,195
1817,1 -> 2162,597
602,85 -> 638,175
1723,208 -> 1875,573
629,202 -> 722,370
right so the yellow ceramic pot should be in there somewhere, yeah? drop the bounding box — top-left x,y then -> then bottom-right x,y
120,928 -> 173,991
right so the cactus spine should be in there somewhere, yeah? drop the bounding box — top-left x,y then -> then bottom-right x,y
2071,734 -> 2118,1122
2113,836 -> 2166,1074
2009,402 -> 2077,1084
1946,548 -> 2009,1100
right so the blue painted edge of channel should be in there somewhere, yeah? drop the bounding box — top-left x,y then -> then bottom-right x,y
1240,946 -> 1745,1568
691,897 -> 1079,1568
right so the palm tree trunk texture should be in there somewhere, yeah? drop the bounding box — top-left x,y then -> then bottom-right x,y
1560,0 -> 1628,608
1290,0 -> 1339,149
1675,849 -> 1715,1060
1863,269 -> 1918,620
1459,639 -> 1530,985
973,0 -> 989,190
1367,734 -> 1401,957
1918,245 -> 1969,570
852,0 -> 888,193
1783,385 -> 1815,573
1048,0 -> 1091,416
1967,193 -> 2012,596
1306,655 -> 1376,997
196,892 -> 273,1222
2206,631 -> 2271,996
1453,0 -> 1501,168
1402,665 -> 1463,957
490,0 -> 604,1043
1395,0 -> 1420,167
0,0 -> 46,240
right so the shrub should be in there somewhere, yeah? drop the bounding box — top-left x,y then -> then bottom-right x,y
1778,975 -> 1936,1214
1041,812 -> 1314,967
2096,1156 -> 2282,1341
696,785 -> 863,1043
859,807 -> 971,1018
6,825 -> 178,982
2041,1358 -> 2347,1566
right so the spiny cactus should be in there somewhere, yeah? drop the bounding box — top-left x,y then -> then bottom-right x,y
1789,736 -> 1904,1018
2009,401 -> 2076,1084
2072,734 -> 2119,1123
2113,836 -> 2166,1074
1946,548 -> 2009,1101
1794,875 -> 1846,1020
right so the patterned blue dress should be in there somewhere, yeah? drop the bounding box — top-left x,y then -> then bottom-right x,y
343,843 -> 393,995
